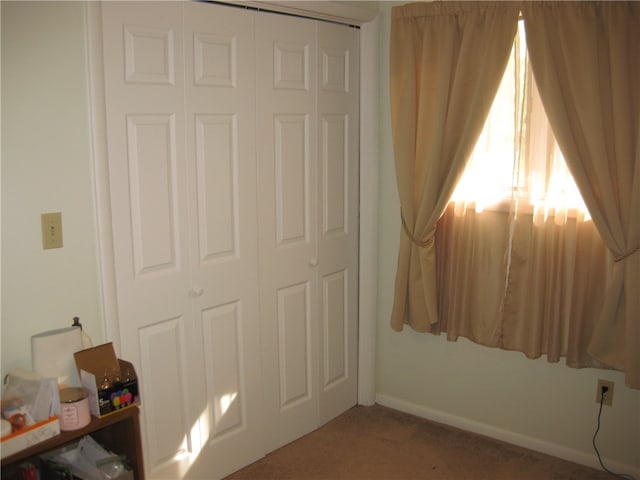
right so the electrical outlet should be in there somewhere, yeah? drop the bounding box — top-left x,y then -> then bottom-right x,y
596,379 -> 614,406
41,212 -> 63,249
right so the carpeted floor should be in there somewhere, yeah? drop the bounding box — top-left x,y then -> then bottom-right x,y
225,404 -> 611,480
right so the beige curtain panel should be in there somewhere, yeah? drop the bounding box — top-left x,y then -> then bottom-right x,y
522,1 -> 640,388
389,1 -> 520,332
437,26 -> 611,373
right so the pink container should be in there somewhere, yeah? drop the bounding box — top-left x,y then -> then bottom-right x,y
58,387 -> 91,431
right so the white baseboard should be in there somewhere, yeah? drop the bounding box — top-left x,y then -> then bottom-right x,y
376,394 -> 639,478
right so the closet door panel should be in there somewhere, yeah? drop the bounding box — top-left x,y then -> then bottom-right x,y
317,21 -> 360,424
256,12 -> 319,454
181,3 -> 264,479
101,3 -> 195,476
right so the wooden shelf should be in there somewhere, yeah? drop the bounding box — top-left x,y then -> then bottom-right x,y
1,406 -> 144,479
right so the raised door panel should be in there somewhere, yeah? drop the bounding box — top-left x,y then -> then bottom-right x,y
275,114 -> 310,245
256,11 -> 319,454
126,114 -> 180,275
138,318 -> 190,468
277,282 -> 313,408
194,115 -> 237,260
201,302 -> 245,439
317,21 -> 360,424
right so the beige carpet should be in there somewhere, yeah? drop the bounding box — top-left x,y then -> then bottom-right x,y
225,404 -> 610,480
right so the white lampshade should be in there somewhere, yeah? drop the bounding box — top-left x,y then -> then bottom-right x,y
31,327 -> 84,387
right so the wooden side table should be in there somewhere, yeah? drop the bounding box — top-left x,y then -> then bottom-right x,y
1,406 -> 144,479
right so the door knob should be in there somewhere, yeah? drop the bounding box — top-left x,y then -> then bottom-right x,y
189,285 -> 204,297
309,258 -> 318,267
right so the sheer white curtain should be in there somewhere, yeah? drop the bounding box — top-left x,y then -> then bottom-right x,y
450,21 -> 588,221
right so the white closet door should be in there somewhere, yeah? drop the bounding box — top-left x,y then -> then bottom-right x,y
101,3 -> 264,478
317,21 -> 360,426
256,12 -> 320,453
102,1 -> 359,475
256,13 -> 360,453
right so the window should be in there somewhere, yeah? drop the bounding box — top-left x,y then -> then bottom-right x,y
450,21 -> 589,223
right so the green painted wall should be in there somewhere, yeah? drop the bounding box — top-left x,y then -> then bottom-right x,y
2,1 -> 105,378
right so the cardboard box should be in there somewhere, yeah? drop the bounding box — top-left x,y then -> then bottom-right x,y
0,416 -> 60,459
73,343 -> 140,418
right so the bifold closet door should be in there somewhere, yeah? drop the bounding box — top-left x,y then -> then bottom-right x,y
181,5 -> 264,479
101,1 -> 359,476
101,3 -> 264,479
256,11 -> 319,453
256,12 -> 360,453
316,20 -> 360,428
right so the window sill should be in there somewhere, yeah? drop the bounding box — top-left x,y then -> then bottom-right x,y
449,197 -> 591,222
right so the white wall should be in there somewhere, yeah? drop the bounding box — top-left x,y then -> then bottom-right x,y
1,1 -> 105,379
375,2 -> 640,473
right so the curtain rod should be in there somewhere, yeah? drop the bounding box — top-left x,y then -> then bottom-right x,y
199,0 -> 361,29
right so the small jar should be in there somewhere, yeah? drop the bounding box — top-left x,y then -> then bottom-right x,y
59,387 -> 91,431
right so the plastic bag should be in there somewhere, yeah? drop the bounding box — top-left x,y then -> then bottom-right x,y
42,435 -> 130,479
2,371 -> 60,424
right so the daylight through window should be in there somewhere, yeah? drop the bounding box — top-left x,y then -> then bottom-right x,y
450,20 -> 589,224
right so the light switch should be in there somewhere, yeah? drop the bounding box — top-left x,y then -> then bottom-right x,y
41,212 -> 63,249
